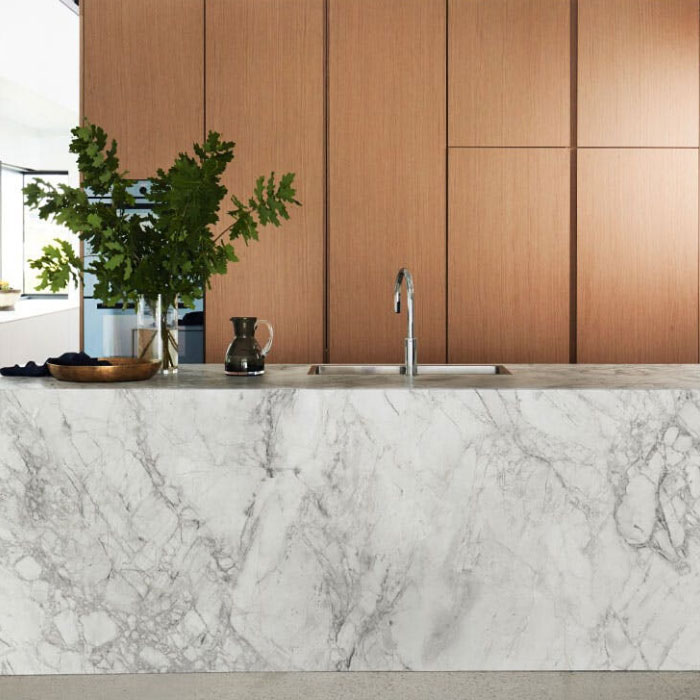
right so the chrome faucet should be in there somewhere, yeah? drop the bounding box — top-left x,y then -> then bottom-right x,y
394,267 -> 417,376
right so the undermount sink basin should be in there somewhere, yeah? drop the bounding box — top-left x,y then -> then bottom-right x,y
308,364 -> 510,376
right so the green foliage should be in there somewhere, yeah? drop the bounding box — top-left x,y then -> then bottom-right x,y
27,239 -> 82,292
24,122 -> 300,309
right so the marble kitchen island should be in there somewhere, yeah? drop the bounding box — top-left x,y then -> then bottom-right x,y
2,364 -> 700,674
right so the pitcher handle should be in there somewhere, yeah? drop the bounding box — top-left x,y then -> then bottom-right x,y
255,319 -> 274,357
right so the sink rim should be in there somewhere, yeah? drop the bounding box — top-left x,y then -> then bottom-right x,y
308,364 -> 510,376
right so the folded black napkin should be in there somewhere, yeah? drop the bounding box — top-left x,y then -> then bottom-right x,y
0,352 -> 111,377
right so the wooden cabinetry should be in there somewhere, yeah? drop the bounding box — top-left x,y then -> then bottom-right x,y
204,0 -> 325,364
578,0 -> 699,147
577,149 -> 699,363
328,0 -> 447,363
81,0 -> 700,366
448,149 -> 571,363
448,0 -> 571,146
578,1 -> 700,363
82,0 -> 204,178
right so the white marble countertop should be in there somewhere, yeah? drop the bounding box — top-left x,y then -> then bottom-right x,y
4,361 -> 700,672
3,363 -> 700,390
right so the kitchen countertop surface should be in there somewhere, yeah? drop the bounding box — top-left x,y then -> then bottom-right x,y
5,361 -> 700,673
3,363 -> 700,390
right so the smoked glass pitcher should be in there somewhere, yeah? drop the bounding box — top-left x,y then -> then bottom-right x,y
225,317 -> 274,376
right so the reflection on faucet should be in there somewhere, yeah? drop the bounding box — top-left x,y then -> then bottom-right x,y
394,267 -> 417,376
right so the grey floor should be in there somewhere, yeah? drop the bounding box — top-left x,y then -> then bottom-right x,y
1,672 -> 700,700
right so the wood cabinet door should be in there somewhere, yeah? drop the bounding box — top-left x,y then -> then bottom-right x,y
578,0 -> 699,147
82,0 -> 204,178
448,149 -> 571,363
578,149 -> 699,363
205,0 -> 325,364
448,0 -> 571,147
328,0 -> 446,364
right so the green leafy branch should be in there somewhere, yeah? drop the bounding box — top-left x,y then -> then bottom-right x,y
27,239 -> 82,292
225,172 -> 300,245
24,122 -> 301,310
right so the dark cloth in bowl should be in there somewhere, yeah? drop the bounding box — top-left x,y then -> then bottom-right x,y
0,352 -> 111,377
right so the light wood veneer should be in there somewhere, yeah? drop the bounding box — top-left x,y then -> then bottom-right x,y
578,0 -> 699,147
328,0 -> 447,363
449,0 -> 571,147
448,149 -> 571,363
82,0 -> 205,178
577,149 -> 699,363
205,0 -> 325,364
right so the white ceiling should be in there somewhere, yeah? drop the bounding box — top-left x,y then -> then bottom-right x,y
0,0 -> 79,115
0,0 -> 79,168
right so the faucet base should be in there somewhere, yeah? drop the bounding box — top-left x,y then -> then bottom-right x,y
404,337 -> 418,376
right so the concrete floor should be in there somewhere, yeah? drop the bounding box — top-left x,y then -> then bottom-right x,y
1,672 -> 700,700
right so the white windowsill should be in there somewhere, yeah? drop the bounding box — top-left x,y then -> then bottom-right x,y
0,297 -> 79,324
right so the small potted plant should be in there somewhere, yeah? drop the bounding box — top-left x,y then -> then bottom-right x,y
24,122 -> 300,372
0,280 -> 21,310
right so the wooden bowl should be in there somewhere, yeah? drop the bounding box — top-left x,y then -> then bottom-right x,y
47,357 -> 161,383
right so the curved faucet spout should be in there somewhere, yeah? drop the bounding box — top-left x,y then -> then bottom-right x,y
394,267 -> 417,375
394,268 -> 415,337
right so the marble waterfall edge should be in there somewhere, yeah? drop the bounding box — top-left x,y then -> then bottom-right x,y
1,382 -> 700,672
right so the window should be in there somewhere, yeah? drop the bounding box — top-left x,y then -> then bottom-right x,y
23,172 -> 72,295
0,164 -> 23,290
0,165 -> 72,296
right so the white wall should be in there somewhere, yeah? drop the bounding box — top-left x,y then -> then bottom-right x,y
0,0 -> 79,173
0,0 -> 80,360
0,0 -> 79,113
0,306 -> 79,366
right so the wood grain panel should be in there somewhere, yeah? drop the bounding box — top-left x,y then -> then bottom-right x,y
82,0 -> 204,178
578,149 -> 698,363
205,0 -> 324,364
328,0 -> 446,364
448,149 -> 571,363
578,0 -> 699,147
449,0 -> 571,147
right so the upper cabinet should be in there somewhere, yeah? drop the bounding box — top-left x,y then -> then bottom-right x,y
448,0 -> 571,147
328,0 -> 447,364
204,0 -> 325,364
578,0 -> 699,147
82,0 -> 204,178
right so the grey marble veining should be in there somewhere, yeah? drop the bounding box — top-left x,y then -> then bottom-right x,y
2,369 -> 700,673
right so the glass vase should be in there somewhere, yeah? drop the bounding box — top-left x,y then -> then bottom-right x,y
136,295 -> 179,374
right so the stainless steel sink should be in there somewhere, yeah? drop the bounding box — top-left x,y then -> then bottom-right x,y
313,268 -> 509,379
308,364 -> 510,376
413,364 -> 510,375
